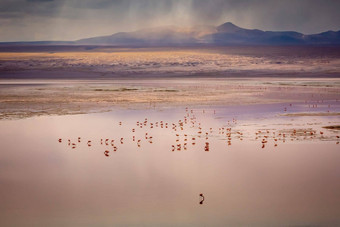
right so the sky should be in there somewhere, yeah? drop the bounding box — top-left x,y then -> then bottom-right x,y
1,0 -> 340,42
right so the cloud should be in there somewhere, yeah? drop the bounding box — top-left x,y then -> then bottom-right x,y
0,0 -> 340,41
27,0 -> 54,2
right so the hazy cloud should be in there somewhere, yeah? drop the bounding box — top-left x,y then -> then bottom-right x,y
26,0 -> 54,2
0,0 -> 340,41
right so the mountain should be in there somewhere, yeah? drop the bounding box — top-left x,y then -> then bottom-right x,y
76,22 -> 340,46
305,30 -> 340,44
77,25 -> 217,45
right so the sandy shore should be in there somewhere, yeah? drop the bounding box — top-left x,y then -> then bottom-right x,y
1,46 -> 340,79
0,47 -> 339,119
0,77 -> 339,120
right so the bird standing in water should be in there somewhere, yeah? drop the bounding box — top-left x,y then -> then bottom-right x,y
199,193 -> 205,205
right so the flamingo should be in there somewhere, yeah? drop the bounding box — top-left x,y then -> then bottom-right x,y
199,194 -> 205,204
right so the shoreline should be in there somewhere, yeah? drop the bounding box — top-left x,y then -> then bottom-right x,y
0,77 -> 339,120
1,69 -> 340,80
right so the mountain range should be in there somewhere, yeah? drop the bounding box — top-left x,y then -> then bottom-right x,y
2,22 -> 340,46
76,22 -> 340,46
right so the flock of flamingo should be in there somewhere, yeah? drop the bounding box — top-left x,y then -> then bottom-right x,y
57,104 -> 339,157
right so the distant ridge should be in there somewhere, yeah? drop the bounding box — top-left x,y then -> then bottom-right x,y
76,22 -> 340,46
2,22 -> 340,46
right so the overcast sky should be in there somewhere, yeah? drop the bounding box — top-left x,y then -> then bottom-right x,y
1,0 -> 340,42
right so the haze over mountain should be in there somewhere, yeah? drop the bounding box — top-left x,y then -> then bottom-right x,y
2,22 -> 340,46
76,22 -> 340,46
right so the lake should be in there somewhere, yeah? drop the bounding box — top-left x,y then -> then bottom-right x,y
1,101 -> 339,226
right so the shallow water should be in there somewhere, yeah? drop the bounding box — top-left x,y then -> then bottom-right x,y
0,103 -> 340,226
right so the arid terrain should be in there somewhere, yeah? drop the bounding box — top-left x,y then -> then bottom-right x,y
0,46 -> 340,120
1,46 -> 340,78
0,77 -> 339,120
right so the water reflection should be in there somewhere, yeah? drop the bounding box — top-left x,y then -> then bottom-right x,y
1,101 -> 340,226
57,103 -> 339,157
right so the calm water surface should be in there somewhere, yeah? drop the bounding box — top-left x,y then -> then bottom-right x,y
0,102 -> 340,227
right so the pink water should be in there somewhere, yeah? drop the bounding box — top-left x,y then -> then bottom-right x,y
0,104 -> 339,226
